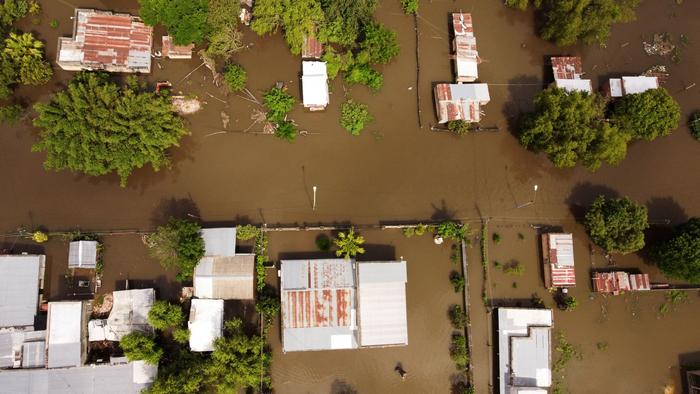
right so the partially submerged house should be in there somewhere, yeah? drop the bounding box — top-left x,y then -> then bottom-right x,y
592,271 -> 651,295
161,36 -> 194,59
280,259 -> 408,352
188,299 -> 224,352
46,301 -> 87,369
496,308 -> 553,394
551,57 -> 592,94
606,76 -> 659,98
0,254 -> 45,330
68,241 -> 98,269
56,9 -> 153,73
302,35 -> 324,59
194,228 -> 255,300
541,233 -> 576,289
434,83 -> 490,124
88,288 -> 155,341
302,61 -> 330,111
451,13 -> 480,83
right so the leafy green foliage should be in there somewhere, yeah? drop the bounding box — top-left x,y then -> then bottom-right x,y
256,289 -> 280,330
3,32 -> 52,85
315,235 -> 331,251
254,233 -> 270,291
502,261 -> 524,276
344,63 -> 383,91
139,0 -> 209,45
274,120 -> 298,142
206,318 -> 270,391
0,103 -> 21,124
144,350 -> 208,394
172,328 -> 190,344
145,218 -> 205,280
263,86 -> 296,123
450,271 -> 465,292
519,87 -> 629,170
400,0 -> 419,14
148,300 -> 184,330
322,48 -> 352,80
504,0 -> 541,11
252,0 -> 325,55
449,305 -> 468,329
0,0 -> 30,28
435,221 -> 470,241
654,218 -> 700,283
334,228 -> 365,259
319,0 -> 377,46
32,72 -> 188,186
357,22 -> 399,65
204,0 -> 243,58
120,331 -> 163,365
223,63 -> 247,92
610,88 -> 681,141
690,111 -> 700,140
492,232 -> 502,244
584,195 -> 648,254
562,295 -> 578,311
340,100 -> 373,135
553,331 -> 581,373
235,224 -> 260,241
447,120 -> 471,135
450,334 -> 469,370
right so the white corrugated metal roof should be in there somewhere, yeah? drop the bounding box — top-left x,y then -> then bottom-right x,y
68,241 -> 98,269
188,299 -> 223,352
555,78 -> 592,94
449,83 -> 491,103
302,61 -> 329,108
357,263 -> 408,347
497,308 -> 552,394
47,302 -> 83,369
0,255 -> 44,328
621,76 -> 659,95
103,289 -> 155,341
201,228 -> 237,257
548,233 -> 574,267
609,78 -> 623,97
21,341 -> 45,368
194,255 -> 255,300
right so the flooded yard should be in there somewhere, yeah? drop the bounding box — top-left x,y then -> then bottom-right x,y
1,0 -> 700,392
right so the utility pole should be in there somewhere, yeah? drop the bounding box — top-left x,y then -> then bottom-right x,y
312,186 -> 317,211
516,184 -> 539,209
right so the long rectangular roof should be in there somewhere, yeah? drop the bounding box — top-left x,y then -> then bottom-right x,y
57,9 -> 152,73
302,61 -> 329,108
497,308 -> 553,394
0,255 -> 44,328
188,299 -> 224,352
194,255 -> 255,300
357,262 -> 408,347
0,361 -> 157,393
47,302 -> 83,369
542,233 -> 576,288
452,13 -> 479,82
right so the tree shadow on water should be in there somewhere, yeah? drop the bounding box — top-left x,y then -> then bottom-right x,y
502,74 -> 543,136
565,182 -> 620,220
330,380 -> 357,394
150,197 -> 201,226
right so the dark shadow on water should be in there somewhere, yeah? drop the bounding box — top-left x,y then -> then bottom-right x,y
503,74 -> 542,135
115,275 -> 181,301
225,300 -> 258,334
150,197 -> 201,227
330,380 -> 357,394
277,250 -> 337,261
565,182 -> 620,220
646,196 -> 688,226
201,215 -> 254,229
0,241 -> 45,255
431,200 -> 457,221
361,244 -> 396,261
678,351 -> 700,394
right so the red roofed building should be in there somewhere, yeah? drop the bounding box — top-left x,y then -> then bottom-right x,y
541,233 -> 576,289
592,271 -> 650,295
57,9 -> 153,73
302,35 -> 324,59
162,36 -> 193,59
551,56 -> 592,94
434,83 -> 490,124
451,13 -> 480,83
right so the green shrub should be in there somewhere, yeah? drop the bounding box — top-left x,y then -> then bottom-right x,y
447,120 -> 470,135
450,271 -> 465,292
0,104 -> 22,124
263,86 -> 295,123
144,218 -> 205,281
344,64 -> 383,91
400,0 -> 418,14
340,100 -> 373,136
689,111 -> 700,140
120,331 -> 163,365
173,328 -> 190,344
235,224 -> 259,241
450,334 -> 469,370
492,232 -> 501,244
49,19 -> 58,28
334,228 -> 365,259
435,221 -> 470,241
223,64 -> 247,92
449,305 -> 468,329
148,300 -> 184,330
315,235 -> 331,251
503,261 -> 524,276
274,120 -> 298,142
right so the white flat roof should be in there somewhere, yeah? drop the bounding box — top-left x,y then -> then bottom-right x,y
302,61 -> 329,107
609,78 -> 623,97
103,289 -> 155,341
188,299 -> 224,352
555,78 -> 592,94
68,241 -> 98,269
622,76 -> 659,95
201,228 -> 237,257
47,302 -> 83,369
497,308 -> 553,394
357,261 -> 408,347
0,255 -> 43,328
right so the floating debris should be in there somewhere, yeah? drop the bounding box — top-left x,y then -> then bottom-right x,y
221,111 -> 230,129
172,96 -> 202,115
643,65 -> 670,84
643,33 -> 675,56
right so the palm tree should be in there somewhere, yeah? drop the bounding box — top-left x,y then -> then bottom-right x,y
4,32 -> 44,62
334,228 -> 365,259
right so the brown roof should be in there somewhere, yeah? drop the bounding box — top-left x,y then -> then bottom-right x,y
452,13 -> 474,36
551,57 -> 583,80
162,36 -> 194,59
302,35 -> 323,59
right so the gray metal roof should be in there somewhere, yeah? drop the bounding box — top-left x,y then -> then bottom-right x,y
0,255 -> 44,328
282,327 -> 358,352
201,228 -> 237,257
68,241 -> 98,269
0,331 -> 46,369
21,341 -> 45,368
104,289 -> 154,341
47,302 -> 83,369
0,361 -> 156,393
357,261 -> 408,347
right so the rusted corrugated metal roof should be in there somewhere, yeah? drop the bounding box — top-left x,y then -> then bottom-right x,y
452,13 -> 473,36
434,83 -> 490,123
593,271 -> 649,295
629,274 -> 650,291
57,9 -> 153,73
302,35 -> 323,59
551,57 -> 583,80
162,35 -> 193,59
542,233 -> 576,288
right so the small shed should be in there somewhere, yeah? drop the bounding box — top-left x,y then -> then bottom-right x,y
434,83 -> 491,124
0,254 -> 45,329
47,301 -> 84,369
357,261 -> 408,348
302,61 -> 330,111
162,36 -> 194,59
451,13 -> 479,83
541,233 -> 576,289
551,57 -> 592,94
68,240 -> 98,269
607,76 -> 659,98
188,299 -> 224,352
592,271 -> 650,295
302,35 -> 324,59
202,228 -> 237,257
194,254 -> 255,300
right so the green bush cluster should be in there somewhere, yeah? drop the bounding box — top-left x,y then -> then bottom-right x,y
223,64 -> 247,92
145,218 -> 205,281
450,334 -> 469,370
340,100 -> 373,136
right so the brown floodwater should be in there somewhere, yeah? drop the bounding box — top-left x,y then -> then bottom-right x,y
1,0 -> 700,393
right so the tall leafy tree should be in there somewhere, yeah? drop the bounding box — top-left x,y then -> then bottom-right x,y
611,88 -> 681,141
204,0 -> 243,58
252,0 -> 325,55
319,0 -> 377,46
519,87 -> 629,170
357,22 -> 399,65
584,195 -> 648,254
148,301 -> 185,330
32,72 -> 188,186
144,350 -> 209,394
145,218 -> 205,281
139,0 -> 209,45
120,332 -> 163,365
654,218 -> 700,283
3,32 -> 52,85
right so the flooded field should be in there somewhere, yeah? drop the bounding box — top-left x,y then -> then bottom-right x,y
1,0 -> 700,393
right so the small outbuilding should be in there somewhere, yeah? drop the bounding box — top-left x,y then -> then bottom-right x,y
202,228 -> 237,257
46,301 -> 86,369
188,299 -> 224,352
302,35 -> 324,59
434,83 -> 490,124
541,233 -> 576,289
592,271 -> 650,295
451,13 -> 480,83
607,76 -> 659,98
68,240 -> 98,269
0,330 -> 46,369
0,254 -> 45,329
302,61 -> 330,111
551,56 -> 592,94
357,261 -> 408,348
162,36 -> 194,59
194,254 -> 255,300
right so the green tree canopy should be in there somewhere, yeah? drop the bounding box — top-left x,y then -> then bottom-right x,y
610,88 -> 681,141
144,350 -> 208,394
340,100 -> 373,136
519,87 -> 629,170
120,331 -> 163,365
334,228 -> 366,259
263,86 -> 296,123
139,0 -> 209,45
145,218 -> 205,280
654,218 -> 700,283
223,63 -> 247,92
32,72 -> 188,186
357,22 -> 399,65
320,0 -> 377,46
148,300 -> 185,330
274,120 -> 298,142
2,32 -> 52,86
252,0 -> 325,55
583,195 -> 649,254
400,0 -> 419,14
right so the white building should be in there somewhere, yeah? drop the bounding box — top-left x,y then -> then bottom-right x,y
46,302 -> 85,369
497,308 -> 553,394
0,254 -> 45,329
301,61 -> 329,111
194,228 -> 255,300
607,76 -> 659,98
68,240 -> 98,269
188,299 -> 224,352
551,57 -> 592,94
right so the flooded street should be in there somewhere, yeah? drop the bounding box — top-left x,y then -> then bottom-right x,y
1,0 -> 700,393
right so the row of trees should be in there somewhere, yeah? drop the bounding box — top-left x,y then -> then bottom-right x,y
519,87 -> 680,170
505,0 -> 640,46
582,195 -> 700,283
